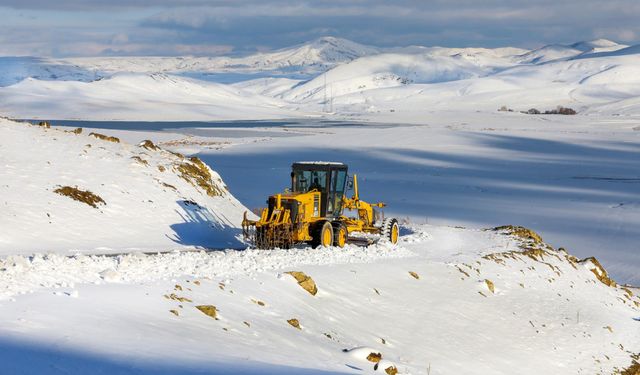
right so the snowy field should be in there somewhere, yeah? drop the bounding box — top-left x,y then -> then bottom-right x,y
1,36 -> 640,374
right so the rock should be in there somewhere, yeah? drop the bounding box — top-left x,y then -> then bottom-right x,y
367,352 -> 382,363
409,271 -> 420,280
196,305 -> 218,319
287,318 -> 301,329
286,271 -> 318,296
485,279 -> 495,293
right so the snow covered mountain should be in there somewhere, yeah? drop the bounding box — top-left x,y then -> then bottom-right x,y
1,36 -> 640,120
62,36 -> 379,79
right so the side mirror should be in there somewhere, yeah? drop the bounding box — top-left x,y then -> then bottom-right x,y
347,177 -> 354,190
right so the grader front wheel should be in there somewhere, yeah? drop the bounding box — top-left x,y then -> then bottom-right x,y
381,218 -> 399,244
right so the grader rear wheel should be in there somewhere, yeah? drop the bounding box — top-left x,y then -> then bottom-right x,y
311,221 -> 334,248
332,222 -> 347,248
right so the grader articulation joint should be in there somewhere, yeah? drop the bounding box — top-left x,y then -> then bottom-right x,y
242,162 -> 399,249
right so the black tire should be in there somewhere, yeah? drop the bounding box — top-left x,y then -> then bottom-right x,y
332,222 -> 348,248
310,221 -> 333,248
381,218 -> 399,244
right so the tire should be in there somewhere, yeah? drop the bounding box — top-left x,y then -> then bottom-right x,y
381,218 -> 399,244
332,222 -> 348,248
311,221 -> 334,248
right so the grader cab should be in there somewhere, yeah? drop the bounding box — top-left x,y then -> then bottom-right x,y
242,162 -> 399,249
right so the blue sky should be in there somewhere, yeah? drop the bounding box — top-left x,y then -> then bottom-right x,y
1,0 -> 638,57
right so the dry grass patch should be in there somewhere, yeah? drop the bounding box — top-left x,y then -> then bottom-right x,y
408,271 -> 420,280
176,157 -> 222,197
89,132 -> 120,143
64,127 -> 82,134
54,186 -> 105,208
493,225 -> 543,244
617,354 -> 640,375
164,293 -> 192,303
579,257 -> 617,287
131,156 -> 149,166
285,271 -> 318,296
139,139 -> 160,151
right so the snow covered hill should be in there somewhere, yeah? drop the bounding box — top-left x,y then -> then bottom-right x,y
0,73 -> 301,121
0,118 -> 248,254
0,56 -> 98,87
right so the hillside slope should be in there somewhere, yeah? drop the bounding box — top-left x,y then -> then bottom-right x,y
0,119 -> 248,254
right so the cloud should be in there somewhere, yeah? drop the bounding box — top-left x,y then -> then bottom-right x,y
0,1 -> 639,57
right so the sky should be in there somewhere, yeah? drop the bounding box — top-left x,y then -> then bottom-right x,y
0,0 -> 639,57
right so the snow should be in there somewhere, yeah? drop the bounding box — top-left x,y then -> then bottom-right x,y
1,36 -> 640,374
1,222 -> 638,374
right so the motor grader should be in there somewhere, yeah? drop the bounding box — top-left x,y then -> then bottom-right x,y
242,162 -> 399,249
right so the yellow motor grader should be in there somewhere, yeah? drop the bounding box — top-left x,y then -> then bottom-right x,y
242,162 -> 399,249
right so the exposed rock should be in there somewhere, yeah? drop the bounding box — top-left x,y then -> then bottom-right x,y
196,305 -> 218,319
367,352 -> 382,363
286,271 -> 318,296
485,279 -> 495,293
408,271 -> 420,280
385,366 -> 398,375
287,318 -> 301,329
